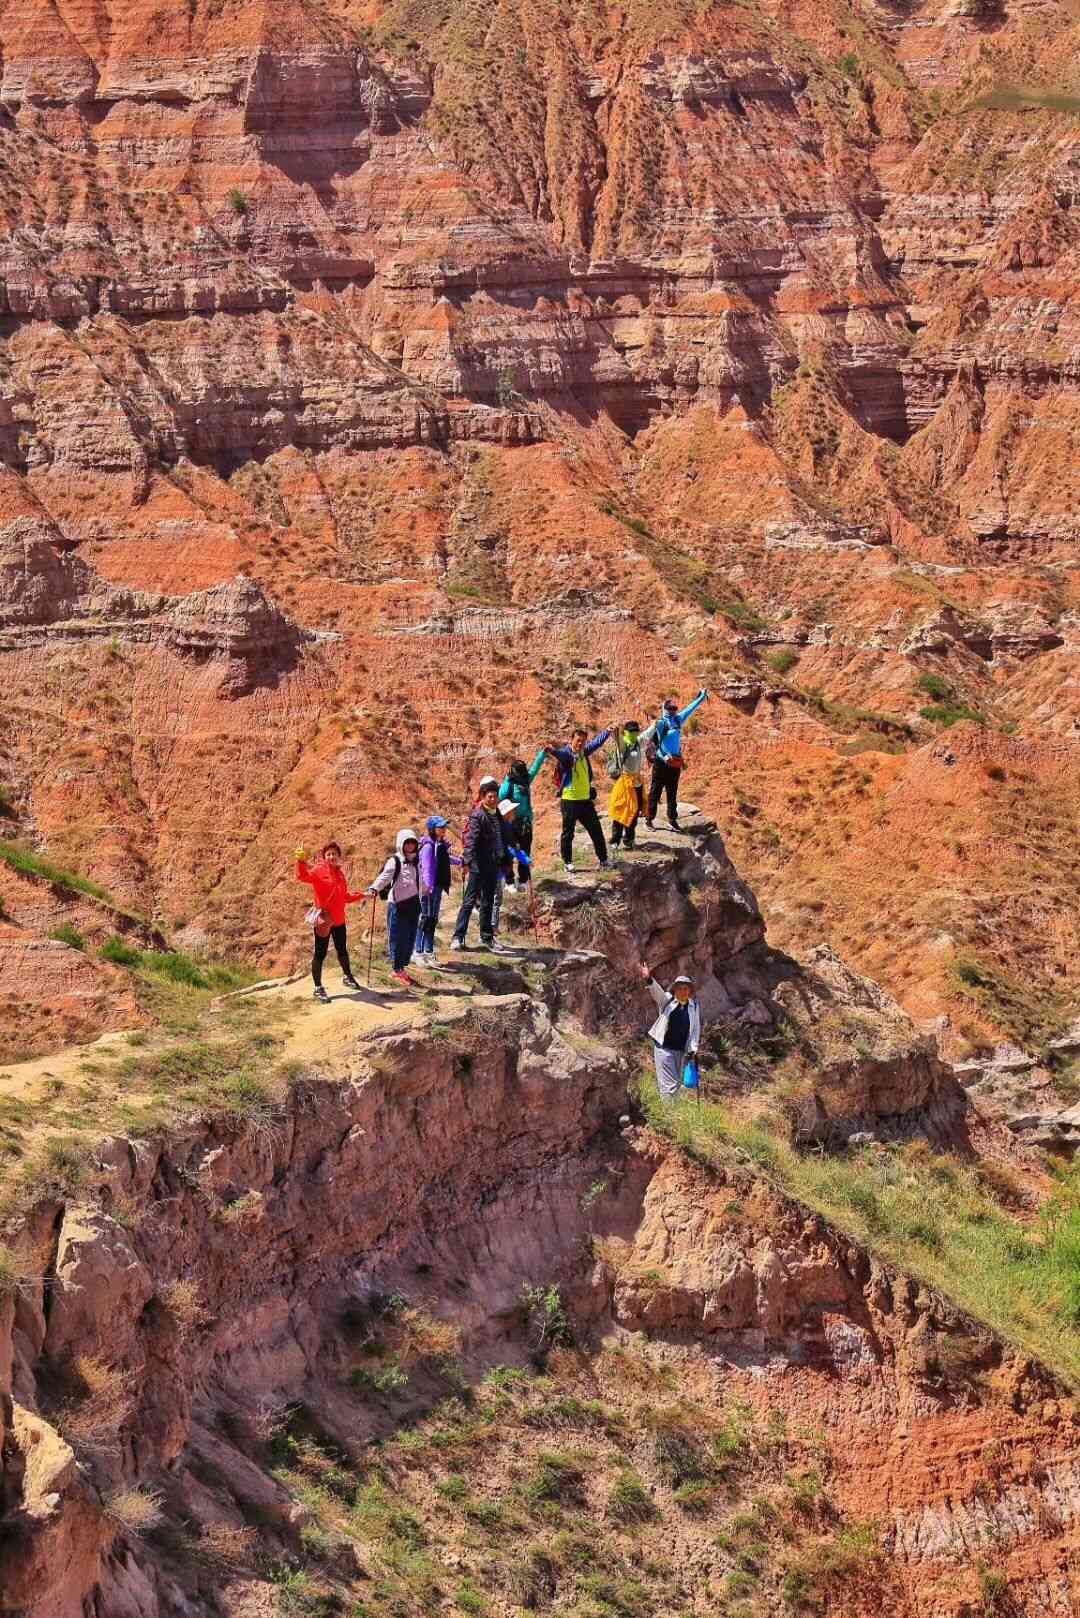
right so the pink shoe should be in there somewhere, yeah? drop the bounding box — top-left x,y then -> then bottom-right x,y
392,970 -> 412,988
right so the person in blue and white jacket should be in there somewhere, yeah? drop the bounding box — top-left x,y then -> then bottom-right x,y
639,961 -> 701,1103
645,688 -> 708,831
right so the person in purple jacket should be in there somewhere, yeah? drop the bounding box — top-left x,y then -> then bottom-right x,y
415,815 -> 462,967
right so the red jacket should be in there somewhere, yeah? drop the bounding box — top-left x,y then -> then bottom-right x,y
297,859 -> 363,926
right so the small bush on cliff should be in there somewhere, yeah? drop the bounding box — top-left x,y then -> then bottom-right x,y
915,671 -> 953,702
920,700 -> 985,728
48,923 -> 85,950
767,649 -> 800,676
105,1485 -> 164,1535
227,187 -> 250,216
607,1468 -> 656,1523
520,1283 -> 573,1357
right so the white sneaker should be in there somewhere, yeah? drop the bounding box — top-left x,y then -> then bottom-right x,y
450,939 -> 466,951
488,940 -> 511,954
563,863 -> 575,873
506,881 -> 519,894
428,954 -> 440,967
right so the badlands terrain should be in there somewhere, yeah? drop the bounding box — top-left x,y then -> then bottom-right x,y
0,0 -> 1079,1611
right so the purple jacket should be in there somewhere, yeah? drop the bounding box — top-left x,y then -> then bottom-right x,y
419,834 -> 462,895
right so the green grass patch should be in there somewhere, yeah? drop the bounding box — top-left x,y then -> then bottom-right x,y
915,672 -> 953,702
766,649 -> 800,676
920,702 -> 985,728
0,841 -> 116,905
48,923 -> 86,951
99,936 -> 250,992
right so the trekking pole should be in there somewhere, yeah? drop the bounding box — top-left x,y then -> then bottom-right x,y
528,877 -> 541,949
366,892 -> 376,985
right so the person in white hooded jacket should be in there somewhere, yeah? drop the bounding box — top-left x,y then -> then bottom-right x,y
367,829 -> 423,986
639,961 -> 701,1102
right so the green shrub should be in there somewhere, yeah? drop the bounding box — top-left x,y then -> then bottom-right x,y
915,672 -> 953,702
522,1452 -> 584,1509
920,702 -> 984,728
720,600 -> 768,632
49,923 -> 85,951
766,649 -> 799,676
607,1468 -> 655,1523
505,1545 -> 557,1609
101,935 -> 142,967
978,1565 -> 1008,1613
227,187 -> 250,215
673,1480 -> 715,1512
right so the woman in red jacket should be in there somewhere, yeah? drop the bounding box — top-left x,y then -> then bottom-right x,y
296,842 -> 365,1002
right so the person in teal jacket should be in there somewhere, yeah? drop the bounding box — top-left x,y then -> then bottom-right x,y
499,748 -> 545,888
645,689 -> 708,830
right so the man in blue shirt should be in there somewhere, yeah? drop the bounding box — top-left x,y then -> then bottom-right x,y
645,689 -> 708,831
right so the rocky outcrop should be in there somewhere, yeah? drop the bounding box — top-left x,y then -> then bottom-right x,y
537,820 -> 959,1139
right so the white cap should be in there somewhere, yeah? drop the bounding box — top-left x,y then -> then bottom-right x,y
478,775 -> 499,790
671,974 -> 695,986
498,798 -> 518,816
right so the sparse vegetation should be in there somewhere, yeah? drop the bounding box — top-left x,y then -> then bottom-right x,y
0,840 -> 122,908
104,1485 -> 165,1535
519,1283 -> 573,1354
227,187 -> 250,216
608,1468 -> 656,1523
643,1080 -> 1080,1383
920,701 -> 985,728
48,922 -> 86,950
766,649 -> 800,676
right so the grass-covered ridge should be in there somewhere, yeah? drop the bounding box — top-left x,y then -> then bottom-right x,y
0,839 -> 129,910
643,1082 -> 1080,1388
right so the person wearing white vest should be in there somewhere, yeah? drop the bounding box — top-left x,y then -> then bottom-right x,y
639,961 -> 701,1102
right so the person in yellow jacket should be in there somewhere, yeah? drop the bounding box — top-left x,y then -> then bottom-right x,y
606,719 -> 656,852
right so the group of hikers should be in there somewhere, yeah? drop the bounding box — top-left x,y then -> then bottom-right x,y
294,690 -> 710,1095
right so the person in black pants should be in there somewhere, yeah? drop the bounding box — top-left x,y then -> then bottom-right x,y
295,842 -> 364,1003
451,777 -> 509,953
545,726 -> 612,873
648,757 -> 682,828
645,690 -> 708,830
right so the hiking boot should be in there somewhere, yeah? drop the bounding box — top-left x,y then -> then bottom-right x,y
643,818 -> 655,830
313,986 -> 330,1004
342,974 -> 360,990
667,820 -> 682,833
598,860 -> 611,870
487,940 -> 511,954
